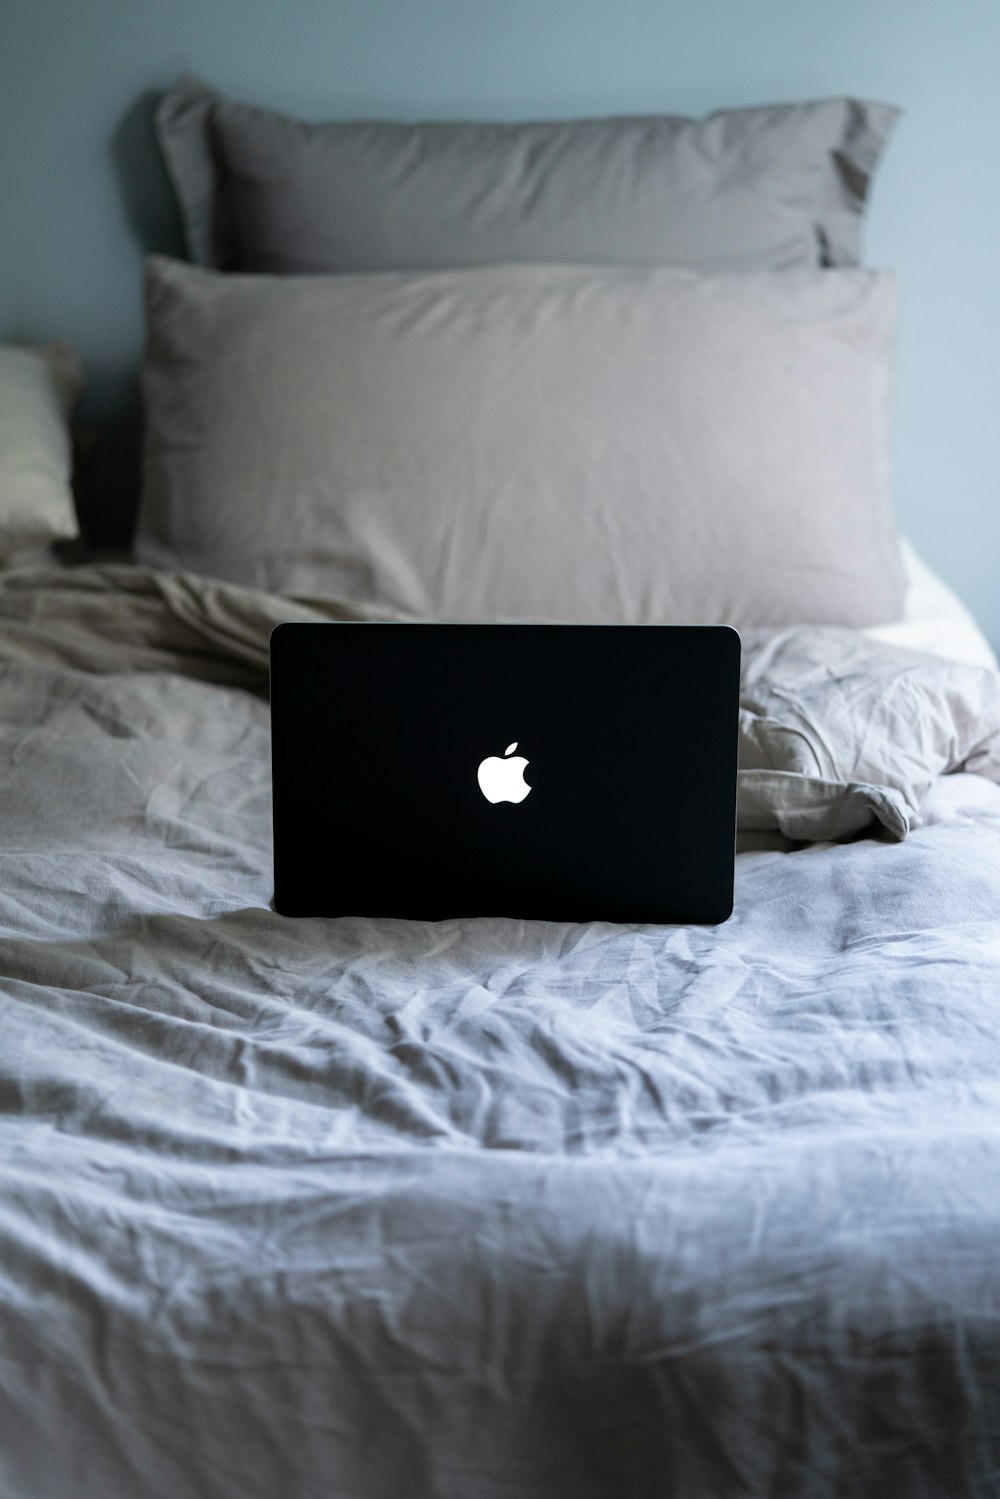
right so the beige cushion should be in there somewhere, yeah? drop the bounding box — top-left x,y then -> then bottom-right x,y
138,256 -> 904,628
0,344 -> 81,557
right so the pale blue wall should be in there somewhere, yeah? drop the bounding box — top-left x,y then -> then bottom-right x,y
2,0 -> 998,642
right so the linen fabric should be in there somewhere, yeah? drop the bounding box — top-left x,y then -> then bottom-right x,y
4,565 -> 990,846
738,624 -> 1000,843
2,564 -> 1000,1499
156,74 -> 899,275
0,343 -> 81,556
138,256 -> 905,629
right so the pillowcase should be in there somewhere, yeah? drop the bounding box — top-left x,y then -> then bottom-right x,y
0,343 -> 82,557
156,74 -> 898,275
138,255 -> 904,629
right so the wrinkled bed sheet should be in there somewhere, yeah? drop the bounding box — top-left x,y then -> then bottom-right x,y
2,566 -> 1000,1499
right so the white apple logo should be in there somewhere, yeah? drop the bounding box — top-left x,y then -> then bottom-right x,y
477,741 -> 531,804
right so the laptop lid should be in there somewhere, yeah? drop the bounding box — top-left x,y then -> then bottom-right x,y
270,622 -> 740,924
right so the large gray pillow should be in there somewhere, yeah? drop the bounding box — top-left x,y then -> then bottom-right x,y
138,256 -> 904,629
156,75 -> 898,275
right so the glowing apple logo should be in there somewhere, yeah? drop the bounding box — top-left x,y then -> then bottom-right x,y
477,741 -> 531,804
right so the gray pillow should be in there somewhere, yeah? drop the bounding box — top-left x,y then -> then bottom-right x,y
138,256 -> 904,629
156,75 -> 898,275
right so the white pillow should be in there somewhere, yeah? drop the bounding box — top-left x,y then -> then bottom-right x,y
866,538 -> 997,670
0,344 -> 82,557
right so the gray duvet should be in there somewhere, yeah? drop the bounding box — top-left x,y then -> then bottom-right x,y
2,566 -> 1000,1499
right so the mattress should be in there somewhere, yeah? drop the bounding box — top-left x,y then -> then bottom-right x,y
1,563 -> 1000,1498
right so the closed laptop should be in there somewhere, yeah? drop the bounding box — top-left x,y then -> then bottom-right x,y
270,623 -> 740,923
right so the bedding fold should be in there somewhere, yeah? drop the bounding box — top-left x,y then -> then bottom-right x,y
1,564 -> 997,844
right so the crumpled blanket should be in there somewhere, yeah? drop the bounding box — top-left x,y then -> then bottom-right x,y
2,564 -> 1000,1499
739,622 -> 1000,841
1,563 -> 997,842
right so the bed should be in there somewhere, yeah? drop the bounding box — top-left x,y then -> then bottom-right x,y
2,79 -> 1000,1499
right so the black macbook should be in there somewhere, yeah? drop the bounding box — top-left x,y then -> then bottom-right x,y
270,623 -> 740,923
